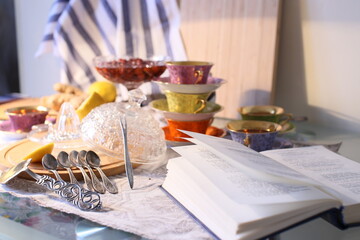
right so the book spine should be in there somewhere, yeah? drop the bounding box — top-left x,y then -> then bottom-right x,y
321,207 -> 348,230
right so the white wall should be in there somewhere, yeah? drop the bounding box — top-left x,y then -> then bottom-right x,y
275,0 -> 360,133
15,0 -> 60,97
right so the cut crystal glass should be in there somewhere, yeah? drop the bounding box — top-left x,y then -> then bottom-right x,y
28,102 -> 85,148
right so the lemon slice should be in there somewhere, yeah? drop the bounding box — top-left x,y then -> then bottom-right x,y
87,81 -> 117,103
23,142 -> 55,163
76,91 -> 106,120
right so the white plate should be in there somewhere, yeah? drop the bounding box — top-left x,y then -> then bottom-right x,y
149,99 -> 223,121
153,77 -> 226,94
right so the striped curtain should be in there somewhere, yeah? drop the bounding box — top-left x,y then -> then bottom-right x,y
36,0 -> 187,91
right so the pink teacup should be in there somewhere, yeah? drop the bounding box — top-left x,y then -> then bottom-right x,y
166,61 -> 213,84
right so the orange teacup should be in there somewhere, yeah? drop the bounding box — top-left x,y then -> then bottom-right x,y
167,118 -> 213,141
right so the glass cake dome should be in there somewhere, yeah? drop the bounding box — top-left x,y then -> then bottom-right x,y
80,89 -> 167,164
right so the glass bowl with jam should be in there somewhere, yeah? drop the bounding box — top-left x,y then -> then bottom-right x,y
93,56 -> 168,90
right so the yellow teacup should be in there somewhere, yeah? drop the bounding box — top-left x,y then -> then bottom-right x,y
165,91 -> 212,113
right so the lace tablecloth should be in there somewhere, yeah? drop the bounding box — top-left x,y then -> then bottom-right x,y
0,148 -> 213,240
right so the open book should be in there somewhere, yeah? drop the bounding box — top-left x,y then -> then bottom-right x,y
161,131 -> 360,240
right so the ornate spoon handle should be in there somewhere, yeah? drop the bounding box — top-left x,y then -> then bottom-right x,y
66,168 -> 80,185
86,166 -> 106,194
51,169 -> 63,181
78,167 -> 93,191
27,169 -> 101,211
96,167 -> 118,194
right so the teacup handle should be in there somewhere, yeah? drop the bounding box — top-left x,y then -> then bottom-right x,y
194,70 -> 204,84
278,113 -> 293,126
243,134 -> 251,147
194,99 -> 206,113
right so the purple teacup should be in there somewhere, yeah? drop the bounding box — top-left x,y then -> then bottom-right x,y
166,61 -> 213,84
5,106 -> 49,132
226,120 -> 282,152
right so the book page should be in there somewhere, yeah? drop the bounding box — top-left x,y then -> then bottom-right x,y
181,131 -> 318,186
262,146 -> 360,206
172,145 -> 334,204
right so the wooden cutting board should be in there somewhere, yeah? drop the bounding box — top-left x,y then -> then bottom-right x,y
180,0 -> 281,119
0,139 -> 139,181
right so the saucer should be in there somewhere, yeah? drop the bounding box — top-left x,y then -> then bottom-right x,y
0,120 -> 28,140
153,77 -> 226,94
162,126 -> 226,142
0,117 -> 57,141
279,122 -> 296,134
150,99 -> 223,121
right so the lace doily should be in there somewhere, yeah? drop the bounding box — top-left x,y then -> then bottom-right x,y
0,154 -> 213,240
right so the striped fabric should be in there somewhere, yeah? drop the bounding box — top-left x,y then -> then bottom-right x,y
36,0 -> 187,91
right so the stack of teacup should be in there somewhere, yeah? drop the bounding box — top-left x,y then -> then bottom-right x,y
226,105 -> 292,151
150,61 -> 226,142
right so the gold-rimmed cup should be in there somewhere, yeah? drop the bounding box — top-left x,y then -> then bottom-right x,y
238,105 -> 292,126
227,120 -> 282,152
165,91 -> 213,114
166,61 -> 213,84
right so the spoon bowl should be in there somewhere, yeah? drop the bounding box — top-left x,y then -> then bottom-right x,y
57,151 -> 80,185
42,153 -> 63,181
57,151 -> 71,168
69,150 -> 80,166
78,150 -> 87,162
86,151 -> 101,167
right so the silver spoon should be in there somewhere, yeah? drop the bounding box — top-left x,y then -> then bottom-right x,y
42,153 -> 63,181
57,151 -> 80,185
69,150 -> 93,191
78,150 -> 105,194
120,115 -> 134,189
86,151 -> 118,194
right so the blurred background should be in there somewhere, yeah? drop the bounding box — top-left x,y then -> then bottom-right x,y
4,0 -> 360,134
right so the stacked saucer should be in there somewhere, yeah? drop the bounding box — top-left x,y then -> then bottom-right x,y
151,61 -> 226,142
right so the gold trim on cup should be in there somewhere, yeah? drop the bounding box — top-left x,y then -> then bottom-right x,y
165,61 -> 213,66
5,106 -> 49,115
227,120 -> 282,133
